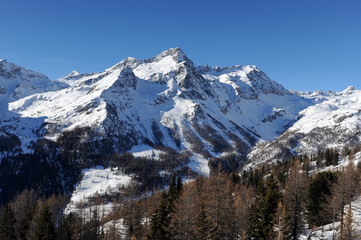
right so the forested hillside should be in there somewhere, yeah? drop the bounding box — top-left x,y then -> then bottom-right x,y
1,145 -> 361,240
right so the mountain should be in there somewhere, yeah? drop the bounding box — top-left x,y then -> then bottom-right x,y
0,59 -> 67,154
2,50 -> 361,239
248,86 -> 361,166
2,48 -> 316,174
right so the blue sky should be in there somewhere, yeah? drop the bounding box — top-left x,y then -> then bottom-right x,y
1,0 -> 360,91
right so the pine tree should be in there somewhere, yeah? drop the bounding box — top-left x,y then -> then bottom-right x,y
81,207 -> 101,240
0,204 -> 16,240
147,192 -> 172,240
248,174 -> 281,240
29,204 -> 56,240
56,214 -> 73,240
306,171 -> 337,227
10,189 -> 37,240
195,204 -> 217,240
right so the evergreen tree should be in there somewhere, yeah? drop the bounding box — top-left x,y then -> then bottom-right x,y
29,204 -> 56,240
10,189 -> 37,240
81,207 -> 101,240
0,204 -> 16,240
123,200 -> 144,239
306,171 -> 337,227
248,175 -> 281,240
148,192 -> 172,240
195,204 -> 217,240
56,214 -> 73,240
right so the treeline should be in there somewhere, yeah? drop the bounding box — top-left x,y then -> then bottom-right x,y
0,139 -> 80,205
0,127 -> 198,206
2,143 -> 361,240
3,158 -> 360,240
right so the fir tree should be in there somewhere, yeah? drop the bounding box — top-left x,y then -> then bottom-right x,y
56,214 -> 73,240
306,171 -> 337,227
248,175 -> 281,240
0,204 -> 16,240
29,204 -> 56,240
148,192 -> 172,240
195,204 -> 217,240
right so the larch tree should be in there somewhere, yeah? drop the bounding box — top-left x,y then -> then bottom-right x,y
338,203 -> 359,240
330,163 -> 360,239
273,201 -> 292,240
283,160 -> 307,240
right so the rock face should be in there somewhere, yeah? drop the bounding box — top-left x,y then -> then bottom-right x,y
1,48 -> 360,171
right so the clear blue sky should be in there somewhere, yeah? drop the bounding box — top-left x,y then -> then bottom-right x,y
1,0 -> 360,92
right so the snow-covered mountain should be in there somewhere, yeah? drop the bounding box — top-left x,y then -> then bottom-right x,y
1,48 -> 313,172
0,59 -> 67,153
1,48 -> 361,173
248,86 -> 361,165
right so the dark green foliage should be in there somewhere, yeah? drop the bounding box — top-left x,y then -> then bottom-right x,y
208,154 -> 243,174
148,176 -> 182,240
110,151 -> 192,192
29,205 -> 56,240
56,214 -> 73,240
0,139 -> 79,205
123,201 -> 144,239
0,131 -> 21,152
148,192 -> 172,240
315,148 -> 340,167
248,175 -> 281,240
306,171 -> 337,227
325,148 -> 339,166
81,208 -> 101,240
0,204 -> 16,240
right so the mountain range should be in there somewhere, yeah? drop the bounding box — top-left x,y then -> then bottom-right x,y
1,48 -> 361,174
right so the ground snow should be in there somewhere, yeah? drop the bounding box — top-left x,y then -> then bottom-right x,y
65,166 -> 132,213
300,196 -> 361,239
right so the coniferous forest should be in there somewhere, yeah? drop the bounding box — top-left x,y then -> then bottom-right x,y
1,145 -> 361,239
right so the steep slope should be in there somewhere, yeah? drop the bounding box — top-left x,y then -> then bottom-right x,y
248,86 -> 361,165
5,48 -> 313,173
0,59 -> 66,153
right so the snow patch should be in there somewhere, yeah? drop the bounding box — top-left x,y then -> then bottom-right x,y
65,166 -> 132,213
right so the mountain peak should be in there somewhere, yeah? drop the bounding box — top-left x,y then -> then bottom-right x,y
70,70 -> 79,76
156,47 -> 188,62
342,85 -> 356,92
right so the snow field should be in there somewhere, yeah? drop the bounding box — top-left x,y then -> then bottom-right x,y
65,166 -> 132,213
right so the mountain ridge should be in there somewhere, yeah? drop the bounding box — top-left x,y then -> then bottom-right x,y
1,48 -> 360,173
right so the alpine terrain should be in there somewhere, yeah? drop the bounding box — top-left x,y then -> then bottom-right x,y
1,48 -> 361,240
